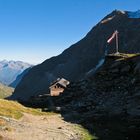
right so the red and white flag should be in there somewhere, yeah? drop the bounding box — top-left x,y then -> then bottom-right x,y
107,30 -> 118,43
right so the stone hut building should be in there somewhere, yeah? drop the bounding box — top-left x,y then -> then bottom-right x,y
49,78 -> 70,96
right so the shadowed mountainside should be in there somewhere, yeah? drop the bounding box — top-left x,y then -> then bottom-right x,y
9,67 -> 32,88
11,10 -> 140,100
52,53 -> 140,140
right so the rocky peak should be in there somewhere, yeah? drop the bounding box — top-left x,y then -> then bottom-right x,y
100,10 -> 126,24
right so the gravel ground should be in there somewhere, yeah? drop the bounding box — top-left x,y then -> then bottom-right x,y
0,113 -> 81,140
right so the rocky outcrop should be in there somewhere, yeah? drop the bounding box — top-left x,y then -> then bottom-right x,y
12,10 -> 140,100
53,53 -> 140,140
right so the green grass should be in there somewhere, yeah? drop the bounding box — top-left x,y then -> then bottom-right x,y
118,53 -> 140,58
0,99 -> 47,119
108,53 -> 140,61
108,53 -> 140,57
0,83 -> 14,99
123,53 -> 140,57
74,125 -> 98,140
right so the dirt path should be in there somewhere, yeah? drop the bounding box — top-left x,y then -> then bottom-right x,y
0,113 -> 82,140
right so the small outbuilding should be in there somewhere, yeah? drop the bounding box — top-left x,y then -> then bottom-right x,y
49,78 -> 70,96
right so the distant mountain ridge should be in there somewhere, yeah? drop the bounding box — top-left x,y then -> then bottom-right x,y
0,60 -> 32,86
11,10 -> 140,100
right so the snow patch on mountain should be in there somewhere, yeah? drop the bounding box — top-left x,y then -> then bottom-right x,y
86,58 -> 105,77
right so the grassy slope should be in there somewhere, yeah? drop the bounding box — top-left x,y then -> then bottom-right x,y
0,83 -> 14,99
0,99 -> 46,119
74,125 -> 98,140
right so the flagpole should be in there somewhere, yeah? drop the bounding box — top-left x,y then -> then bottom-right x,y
116,30 -> 119,54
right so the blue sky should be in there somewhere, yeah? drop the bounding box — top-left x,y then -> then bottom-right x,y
0,0 -> 139,64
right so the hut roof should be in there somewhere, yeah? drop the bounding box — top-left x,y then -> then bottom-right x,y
49,78 -> 70,88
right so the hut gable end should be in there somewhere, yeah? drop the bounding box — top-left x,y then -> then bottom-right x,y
49,78 -> 70,96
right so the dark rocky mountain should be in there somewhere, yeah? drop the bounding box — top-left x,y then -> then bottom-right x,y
19,53 -> 140,140
11,10 -> 140,100
52,53 -> 140,140
0,60 -> 32,86
9,67 -> 32,88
